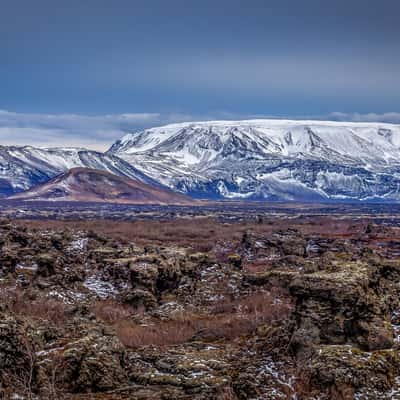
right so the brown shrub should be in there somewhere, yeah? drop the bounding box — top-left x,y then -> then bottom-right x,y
243,259 -> 275,273
200,290 -> 293,341
20,216 -> 369,249
211,289 -> 292,319
93,299 -> 134,325
190,242 -> 214,253
114,290 -> 293,348
292,367 -> 315,398
0,289 -> 70,324
115,317 -> 198,348
197,315 -> 254,340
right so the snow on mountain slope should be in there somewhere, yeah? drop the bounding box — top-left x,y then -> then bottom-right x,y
0,146 -> 155,196
10,168 -> 194,205
109,119 -> 400,201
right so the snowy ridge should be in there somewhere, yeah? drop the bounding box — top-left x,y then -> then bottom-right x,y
9,167 -> 194,205
0,145 -> 155,196
109,119 -> 400,201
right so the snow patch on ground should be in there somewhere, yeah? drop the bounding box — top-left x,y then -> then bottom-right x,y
83,275 -> 119,299
254,356 -> 297,400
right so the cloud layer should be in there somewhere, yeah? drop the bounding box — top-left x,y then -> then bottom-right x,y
0,110 -> 399,151
0,111 -> 192,150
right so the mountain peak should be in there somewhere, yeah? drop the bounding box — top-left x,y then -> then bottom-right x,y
109,119 -> 400,201
9,167 -> 195,205
0,145 -> 156,196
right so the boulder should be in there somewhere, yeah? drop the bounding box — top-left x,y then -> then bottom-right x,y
36,254 -> 56,277
60,333 -> 127,392
119,288 -> 157,309
306,345 -> 400,399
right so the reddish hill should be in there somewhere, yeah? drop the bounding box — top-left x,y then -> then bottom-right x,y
9,168 -> 195,205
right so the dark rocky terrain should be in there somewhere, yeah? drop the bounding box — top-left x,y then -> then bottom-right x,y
0,213 -> 400,399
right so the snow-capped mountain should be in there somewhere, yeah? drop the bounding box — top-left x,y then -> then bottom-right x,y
109,119 -> 400,201
0,146 -> 154,196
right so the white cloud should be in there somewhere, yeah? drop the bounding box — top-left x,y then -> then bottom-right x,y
0,110 -> 195,151
0,110 -> 399,151
325,112 -> 400,124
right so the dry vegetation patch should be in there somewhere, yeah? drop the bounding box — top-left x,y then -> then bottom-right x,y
18,216 -> 367,248
93,290 -> 293,349
0,288 -> 71,325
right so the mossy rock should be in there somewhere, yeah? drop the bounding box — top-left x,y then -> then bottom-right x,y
59,334 -> 127,392
228,254 -> 242,269
307,345 -> 400,397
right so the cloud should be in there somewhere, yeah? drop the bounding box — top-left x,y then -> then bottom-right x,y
325,112 -> 400,124
0,110 -> 399,151
0,110 -> 198,151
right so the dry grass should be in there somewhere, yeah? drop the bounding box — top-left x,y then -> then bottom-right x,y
108,290 -> 293,348
115,318 -> 197,348
0,289 -> 70,324
18,217 -> 368,249
93,299 -> 135,325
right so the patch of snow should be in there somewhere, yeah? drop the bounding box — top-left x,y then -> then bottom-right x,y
67,237 -> 88,252
83,275 -> 118,299
257,356 -> 298,400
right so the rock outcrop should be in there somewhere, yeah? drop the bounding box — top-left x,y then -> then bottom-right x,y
0,219 -> 400,398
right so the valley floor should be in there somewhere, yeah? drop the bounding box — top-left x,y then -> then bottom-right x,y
1,207 -> 400,398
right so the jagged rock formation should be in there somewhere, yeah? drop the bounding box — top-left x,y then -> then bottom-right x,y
0,217 -> 400,398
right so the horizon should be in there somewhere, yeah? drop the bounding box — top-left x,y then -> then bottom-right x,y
1,111 -> 400,152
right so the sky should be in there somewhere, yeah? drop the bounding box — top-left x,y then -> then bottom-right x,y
1,0 -> 400,150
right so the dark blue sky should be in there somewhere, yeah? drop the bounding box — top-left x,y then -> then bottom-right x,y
2,0 -> 400,115
0,0 -> 399,148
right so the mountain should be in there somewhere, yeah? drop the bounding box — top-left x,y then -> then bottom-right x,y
9,168 -> 194,205
0,146 -> 155,196
109,119 -> 400,201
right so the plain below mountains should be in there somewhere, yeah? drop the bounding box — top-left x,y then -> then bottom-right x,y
9,168 -> 194,205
